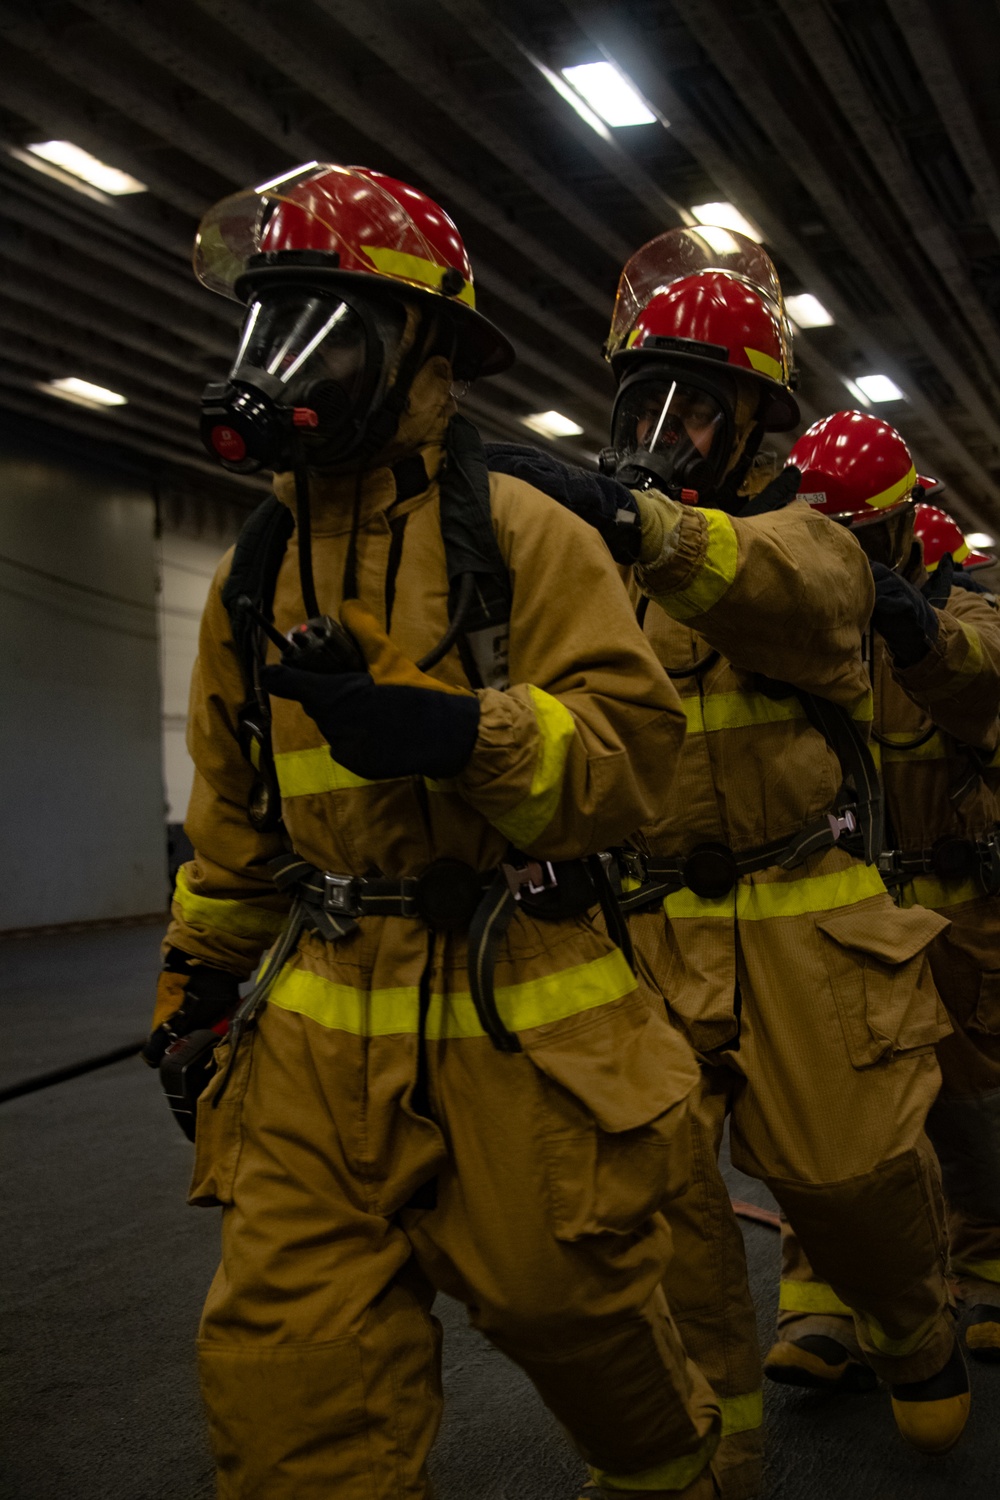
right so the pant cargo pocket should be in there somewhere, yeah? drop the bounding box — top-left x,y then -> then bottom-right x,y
816,901 -> 952,1069
188,1031 -> 255,1208
523,996 -> 699,1240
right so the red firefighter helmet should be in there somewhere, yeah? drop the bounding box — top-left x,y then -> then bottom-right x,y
913,503 -> 996,571
194,163 -> 513,378
605,226 -> 798,431
788,410 -> 917,527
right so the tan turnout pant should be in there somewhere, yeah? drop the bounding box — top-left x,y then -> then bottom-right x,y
190,992 -> 720,1498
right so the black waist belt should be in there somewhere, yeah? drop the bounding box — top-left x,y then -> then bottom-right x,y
879,829 -> 1000,894
263,850 -> 633,1054
619,808 -> 860,912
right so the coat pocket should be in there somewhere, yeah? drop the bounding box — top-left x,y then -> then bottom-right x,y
188,1031 -> 255,1208
523,995 -> 699,1241
816,901 -> 952,1069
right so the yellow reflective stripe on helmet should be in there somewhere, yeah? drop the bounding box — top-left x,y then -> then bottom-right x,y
744,346 -> 782,381
589,1434 -> 717,1493
491,685 -> 576,847
664,862 -> 887,923
779,1279 -> 853,1316
898,873 -> 984,910
274,746 -> 382,796
951,1257 -> 1000,1284
719,1389 -> 764,1437
173,866 -> 288,942
655,509 -> 739,622
266,945 -> 635,1039
953,540 -> 971,565
361,246 -> 476,307
867,463 -> 917,511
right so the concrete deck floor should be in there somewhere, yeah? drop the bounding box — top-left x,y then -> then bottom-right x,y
1,925 -> 997,1499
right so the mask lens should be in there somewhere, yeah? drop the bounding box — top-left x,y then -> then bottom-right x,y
613,378 -> 727,493
231,291 -> 372,403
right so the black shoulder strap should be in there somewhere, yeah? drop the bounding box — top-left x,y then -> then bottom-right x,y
221,495 -> 294,693
440,413 -> 513,689
794,689 -> 883,864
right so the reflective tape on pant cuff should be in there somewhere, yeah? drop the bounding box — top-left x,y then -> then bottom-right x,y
589,1432 -> 717,1492
778,1279 -> 853,1316
719,1389 -> 763,1437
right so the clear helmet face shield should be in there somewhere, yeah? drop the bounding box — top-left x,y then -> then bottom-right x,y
609,373 -> 733,500
200,282 -> 407,472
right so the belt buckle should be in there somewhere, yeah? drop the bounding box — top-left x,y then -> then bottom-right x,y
877,849 -> 903,881
827,809 -> 857,840
504,860 -> 558,902
322,872 -> 360,917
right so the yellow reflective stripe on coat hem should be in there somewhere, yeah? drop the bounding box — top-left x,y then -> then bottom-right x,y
719,1390 -> 764,1436
779,1279 -> 853,1316
589,1433 -> 717,1492
275,745 -> 399,796
173,866 -> 287,942
266,946 -> 636,1039
491,685 -> 576,847
664,862 -> 887,922
655,509 -> 738,622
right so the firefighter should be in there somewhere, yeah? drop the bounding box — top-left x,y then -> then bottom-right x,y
144,165 -> 722,1500
489,227 -> 969,1473
766,414 -> 1000,1389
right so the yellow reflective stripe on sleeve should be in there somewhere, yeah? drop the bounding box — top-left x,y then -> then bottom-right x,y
719,1389 -> 764,1437
173,866 -> 287,942
898,873 -> 984,910
952,619 -> 985,689
266,946 -> 636,1039
779,1279 -> 853,1316
952,1257 -> 1000,1284
274,746 -> 381,796
589,1433 -> 717,1493
491,685 -> 576,847
656,508 -> 739,622
664,862 -> 888,923
361,246 -> 477,306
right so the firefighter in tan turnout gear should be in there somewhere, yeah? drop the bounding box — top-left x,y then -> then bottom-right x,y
490,228 -> 969,1482
143,165 -> 723,1500
767,413 -> 1000,1404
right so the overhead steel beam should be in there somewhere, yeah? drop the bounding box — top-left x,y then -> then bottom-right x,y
437,0 -> 691,232
886,0 -> 1000,247
66,0 -> 611,384
6,340 -> 201,446
314,0 -> 633,266
775,0 -> 1000,391
666,0 -> 1000,448
567,3 -> 1000,527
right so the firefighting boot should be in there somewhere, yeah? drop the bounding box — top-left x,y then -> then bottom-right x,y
964,1303 -> 1000,1363
889,1338 -> 971,1455
764,1315 -> 877,1394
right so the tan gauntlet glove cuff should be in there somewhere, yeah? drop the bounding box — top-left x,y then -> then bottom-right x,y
632,487 -> 687,568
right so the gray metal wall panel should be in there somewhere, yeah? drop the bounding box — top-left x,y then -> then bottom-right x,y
0,439 -> 167,928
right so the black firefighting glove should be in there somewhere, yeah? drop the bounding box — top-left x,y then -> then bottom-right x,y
143,947 -> 241,1068
484,442 -> 642,563
870,561 -> 940,668
260,666 -> 481,780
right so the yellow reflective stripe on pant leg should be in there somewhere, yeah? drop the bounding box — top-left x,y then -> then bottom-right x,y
589,1434 -> 717,1493
265,946 -> 636,1039
856,1311 -> 941,1359
651,509 -> 738,623
491,685 -> 576,847
952,1257 -> 1000,1284
719,1390 -> 763,1437
779,1279 -> 853,1316
173,866 -> 288,942
274,745 -> 386,796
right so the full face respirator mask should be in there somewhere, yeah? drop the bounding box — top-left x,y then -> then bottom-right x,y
200,261 -> 410,476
